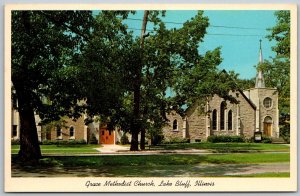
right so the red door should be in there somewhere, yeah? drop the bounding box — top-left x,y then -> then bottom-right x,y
100,127 -> 114,144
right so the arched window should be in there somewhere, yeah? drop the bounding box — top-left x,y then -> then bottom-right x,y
220,102 -> 226,130
212,109 -> 217,130
228,110 -> 232,130
69,126 -> 75,137
173,119 -> 178,131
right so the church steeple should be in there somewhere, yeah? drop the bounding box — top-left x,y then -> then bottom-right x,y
255,39 -> 265,88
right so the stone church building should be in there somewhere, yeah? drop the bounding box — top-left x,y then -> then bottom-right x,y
163,42 -> 279,142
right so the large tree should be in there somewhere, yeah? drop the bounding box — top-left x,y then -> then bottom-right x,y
259,10 -> 290,114
11,11 -> 94,162
262,10 -> 290,142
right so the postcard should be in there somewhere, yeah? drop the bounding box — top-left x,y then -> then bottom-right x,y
4,3 -> 297,192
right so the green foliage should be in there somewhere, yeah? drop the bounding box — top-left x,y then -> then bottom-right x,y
207,135 -> 245,143
41,139 -> 86,145
12,11 -> 94,123
162,137 -> 190,144
120,134 -> 130,145
11,139 -> 20,145
236,78 -> 256,90
261,136 -> 273,143
248,135 -> 273,143
88,134 -> 98,144
39,158 -> 63,167
262,11 -> 290,115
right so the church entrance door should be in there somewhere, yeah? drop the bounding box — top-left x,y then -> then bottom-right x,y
100,127 -> 115,144
263,123 -> 272,136
263,116 -> 272,137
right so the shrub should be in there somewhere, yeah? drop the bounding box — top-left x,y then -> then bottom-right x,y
207,135 -> 245,143
88,134 -> 98,144
41,139 -> 86,145
121,134 -> 129,145
162,137 -> 190,144
261,136 -> 272,143
280,123 -> 290,144
151,134 -> 164,145
11,139 -> 20,145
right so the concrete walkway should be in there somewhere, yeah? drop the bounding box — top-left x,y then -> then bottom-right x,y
95,144 -> 130,153
94,145 -> 212,155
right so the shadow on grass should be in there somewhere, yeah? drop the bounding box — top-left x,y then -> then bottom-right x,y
11,154 -> 288,177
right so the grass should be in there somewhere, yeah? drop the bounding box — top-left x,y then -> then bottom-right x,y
11,154 -> 290,177
11,144 -> 100,155
228,172 -> 290,177
36,153 -> 289,167
148,142 -> 290,152
11,143 -> 290,177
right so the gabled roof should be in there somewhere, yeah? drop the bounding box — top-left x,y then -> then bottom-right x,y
237,89 -> 257,110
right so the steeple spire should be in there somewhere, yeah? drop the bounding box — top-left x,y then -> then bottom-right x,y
259,39 -> 263,64
255,39 -> 265,88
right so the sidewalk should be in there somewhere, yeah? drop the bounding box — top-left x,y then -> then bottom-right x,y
94,145 -> 216,155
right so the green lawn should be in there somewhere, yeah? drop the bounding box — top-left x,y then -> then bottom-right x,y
11,153 -> 290,177
50,153 -> 289,167
148,142 -> 290,152
11,143 -> 290,177
227,172 -> 290,177
11,144 -> 100,155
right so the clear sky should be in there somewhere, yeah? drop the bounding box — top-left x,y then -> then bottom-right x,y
125,10 -> 277,79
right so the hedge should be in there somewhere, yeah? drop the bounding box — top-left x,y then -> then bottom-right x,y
207,135 -> 245,143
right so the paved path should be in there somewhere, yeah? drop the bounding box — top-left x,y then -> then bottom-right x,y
94,145 -> 212,155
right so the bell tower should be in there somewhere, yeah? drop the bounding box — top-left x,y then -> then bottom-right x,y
244,40 -> 279,138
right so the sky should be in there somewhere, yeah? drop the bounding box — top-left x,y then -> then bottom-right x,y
124,10 -> 277,80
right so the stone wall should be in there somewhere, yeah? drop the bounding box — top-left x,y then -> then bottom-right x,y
257,88 -> 279,137
162,111 -> 184,141
50,116 -> 86,141
186,104 -> 207,142
237,91 -> 256,138
246,88 -> 279,138
208,91 -> 256,139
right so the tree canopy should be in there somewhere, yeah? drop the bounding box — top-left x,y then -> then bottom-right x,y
12,10 -> 243,159
12,11 -> 94,161
258,10 -> 290,114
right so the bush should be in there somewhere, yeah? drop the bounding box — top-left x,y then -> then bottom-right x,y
11,139 -> 20,145
280,123 -> 290,143
207,135 -> 245,143
88,134 -> 98,144
41,139 -> 86,145
261,136 -> 272,143
162,137 -> 190,144
121,134 -> 129,145
151,135 -> 164,145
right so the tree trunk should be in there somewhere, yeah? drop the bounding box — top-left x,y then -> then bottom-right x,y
130,126 -> 139,151
140,129 -> 145,150
14,83 -> 41,163
130,11 -> 149,151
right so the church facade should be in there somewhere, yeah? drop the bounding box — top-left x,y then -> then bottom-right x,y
163,42 -> 279,142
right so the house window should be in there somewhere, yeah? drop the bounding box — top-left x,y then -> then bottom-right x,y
212,110 -> 217,130
228,110 -> 232,130
12,125 -> 17,137
263,97 -> 272,108
69,126 -> 75,137
220,101 -> 226,130
173,119 -> 178,131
